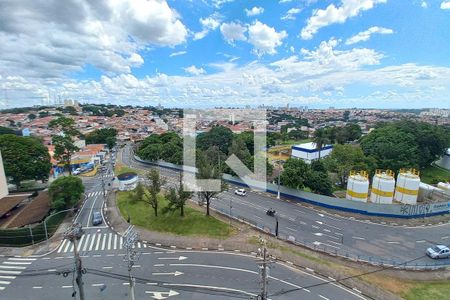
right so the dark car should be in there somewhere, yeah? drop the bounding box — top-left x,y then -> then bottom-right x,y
92,212 -> 103,226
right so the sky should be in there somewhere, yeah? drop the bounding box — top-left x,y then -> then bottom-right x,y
0,0 -> 450,109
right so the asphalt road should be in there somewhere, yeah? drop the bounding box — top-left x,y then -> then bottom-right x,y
121,144 -> 450,267
0,148 -> 364,300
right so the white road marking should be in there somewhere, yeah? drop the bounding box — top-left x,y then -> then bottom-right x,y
286,227 -> 298,232
101,233 -> 107,250
7,258 -> 36,261
32,286 -> 42,289
0,276 -> 15,280
77,234 -> 86,252
114,234 -> 118,250
108,233 -> 113,250
0,266 -> 26,270
62,285 -> 73,289
63,240 -> 71,253
82,234 -> 91,252
3,261 -> 31,265
319,295 -> 330,300
0,281 -> 10,285
386,241 -> 400,244
89,234 -> 97,251
416,240 -> 426,243
352,236 -> 365,240
102,266 -> 112,269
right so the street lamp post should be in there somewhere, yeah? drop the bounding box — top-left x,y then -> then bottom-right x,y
275,216 -> 279,237
43,207 -> 76,242
276,160 -> 284,200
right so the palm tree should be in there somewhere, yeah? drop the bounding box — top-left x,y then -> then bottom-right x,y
313,128 -> 330,159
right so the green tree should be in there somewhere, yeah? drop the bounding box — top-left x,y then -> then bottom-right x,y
28,113 -> 37,120
312,128 -> 330,159
360,126 -> 420,171
197,126 -> 233,155
85,128 -> 118,149
48,176 -> 84,211
0,126 -> 15,135
280,158 -> 309,190
0,135 -> 51,188
48,117 -> 80,174
143,169 -> 165,217
324,144 -> 375,187
306,171 -> 333,196
164,179 -> 192,217
196,152 -> 227,216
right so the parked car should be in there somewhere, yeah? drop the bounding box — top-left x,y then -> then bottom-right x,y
92,212 -> 103,226
234,188 -> 246,196
426,245 -> 450,259
73,168 -> 81,175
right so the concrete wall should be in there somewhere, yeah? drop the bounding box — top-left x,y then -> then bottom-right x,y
134,155 -> 450,218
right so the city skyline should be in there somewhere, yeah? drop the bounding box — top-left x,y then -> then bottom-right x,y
1,0 -> 450,109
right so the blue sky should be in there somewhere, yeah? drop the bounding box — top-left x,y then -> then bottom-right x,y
1,0 -> 450,108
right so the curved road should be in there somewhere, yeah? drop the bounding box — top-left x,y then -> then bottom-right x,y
0,149 -> 364,300
121,144 -> 450,267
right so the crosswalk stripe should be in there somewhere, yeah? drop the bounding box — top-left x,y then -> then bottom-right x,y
0,287 -> 5,290
57,240 -> 68,253
95,234 -> 102,251
120,236 -> 123,249
7,258 -> 36,261
108,233 -> 112,250
0,281 -> 11,285
82,234 -> 91,252
113,234 -> 118,250
101,234 -> 107,250
0,266 -> 26,270
63,240 -> 72,253
69,241 -> 74,253
0,270 -> 21,275
0,276 -> 15,280
77,235 -> 86,252
3,262 -> 31,265
89,234 -> 96,251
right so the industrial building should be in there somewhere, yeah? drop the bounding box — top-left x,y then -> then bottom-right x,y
291,142 -> 333,164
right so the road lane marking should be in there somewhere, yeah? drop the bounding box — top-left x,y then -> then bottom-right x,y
114,234 -> 118,250
32,286 -> 42,289
319,295 -> 330,300
82,234 -> 91,252
3,262 -> 31,265
416,240 -> 426,243
386,241 -> 400,244
102,266 -> 112,269
89,234 -> 97,251
77,234 -> 86,252
108,233 -> 113,250
0,266 -> 26,270
7,258 -> 36,261
62,285 -> 73,289
286,227 -> 298,232
352,236 -> 365,240
101,233 -> 107,250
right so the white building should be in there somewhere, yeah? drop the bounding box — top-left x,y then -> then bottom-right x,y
291,142 -> 333,164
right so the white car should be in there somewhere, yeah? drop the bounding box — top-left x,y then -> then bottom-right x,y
234,188 -> 247,196
426,245 -> 450,259
73,168 -> 81,175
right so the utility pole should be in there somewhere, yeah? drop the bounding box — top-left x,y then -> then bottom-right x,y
123,225 -> 139,300
65,223 -> 85,300
256,238 -> 271,300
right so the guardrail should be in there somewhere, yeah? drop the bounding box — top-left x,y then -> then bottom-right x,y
132,154 -> 450,219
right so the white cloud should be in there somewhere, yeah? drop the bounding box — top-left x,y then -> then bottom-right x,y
169,51 -> 187,57
421,1 -> 428,8
345,26 -> 394,45
184,65 -> 206,76
279,0 -> 293,3
193,13 -> 222,40
248,21 -> 287,56
301,0 -> 387,40
281,8 -> 302,20
220,22 -> 247,44
441,1 -> 450,9
0,0 -> 187,78
211,0 -> 234,8
245,6 -> 264,16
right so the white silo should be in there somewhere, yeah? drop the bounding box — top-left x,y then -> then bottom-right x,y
394,169 -> 420,204
370,170 -> 395,204
346,171 -> 369,202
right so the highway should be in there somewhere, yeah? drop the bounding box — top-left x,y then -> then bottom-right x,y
0,148 -> 365,300
121,144 -> 450,267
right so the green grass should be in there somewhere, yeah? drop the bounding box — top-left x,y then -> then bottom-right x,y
114,163 -> 143,175
403,281 -> 450,300
421,164 -> 450,184
117,191 -> 234,238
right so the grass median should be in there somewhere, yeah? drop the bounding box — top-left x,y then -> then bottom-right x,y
117,191 -> 234,238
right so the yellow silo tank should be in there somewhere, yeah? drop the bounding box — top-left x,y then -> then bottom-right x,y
346,171 -> 369,202
395,169 -> 420,204
370,169 -> 395,204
